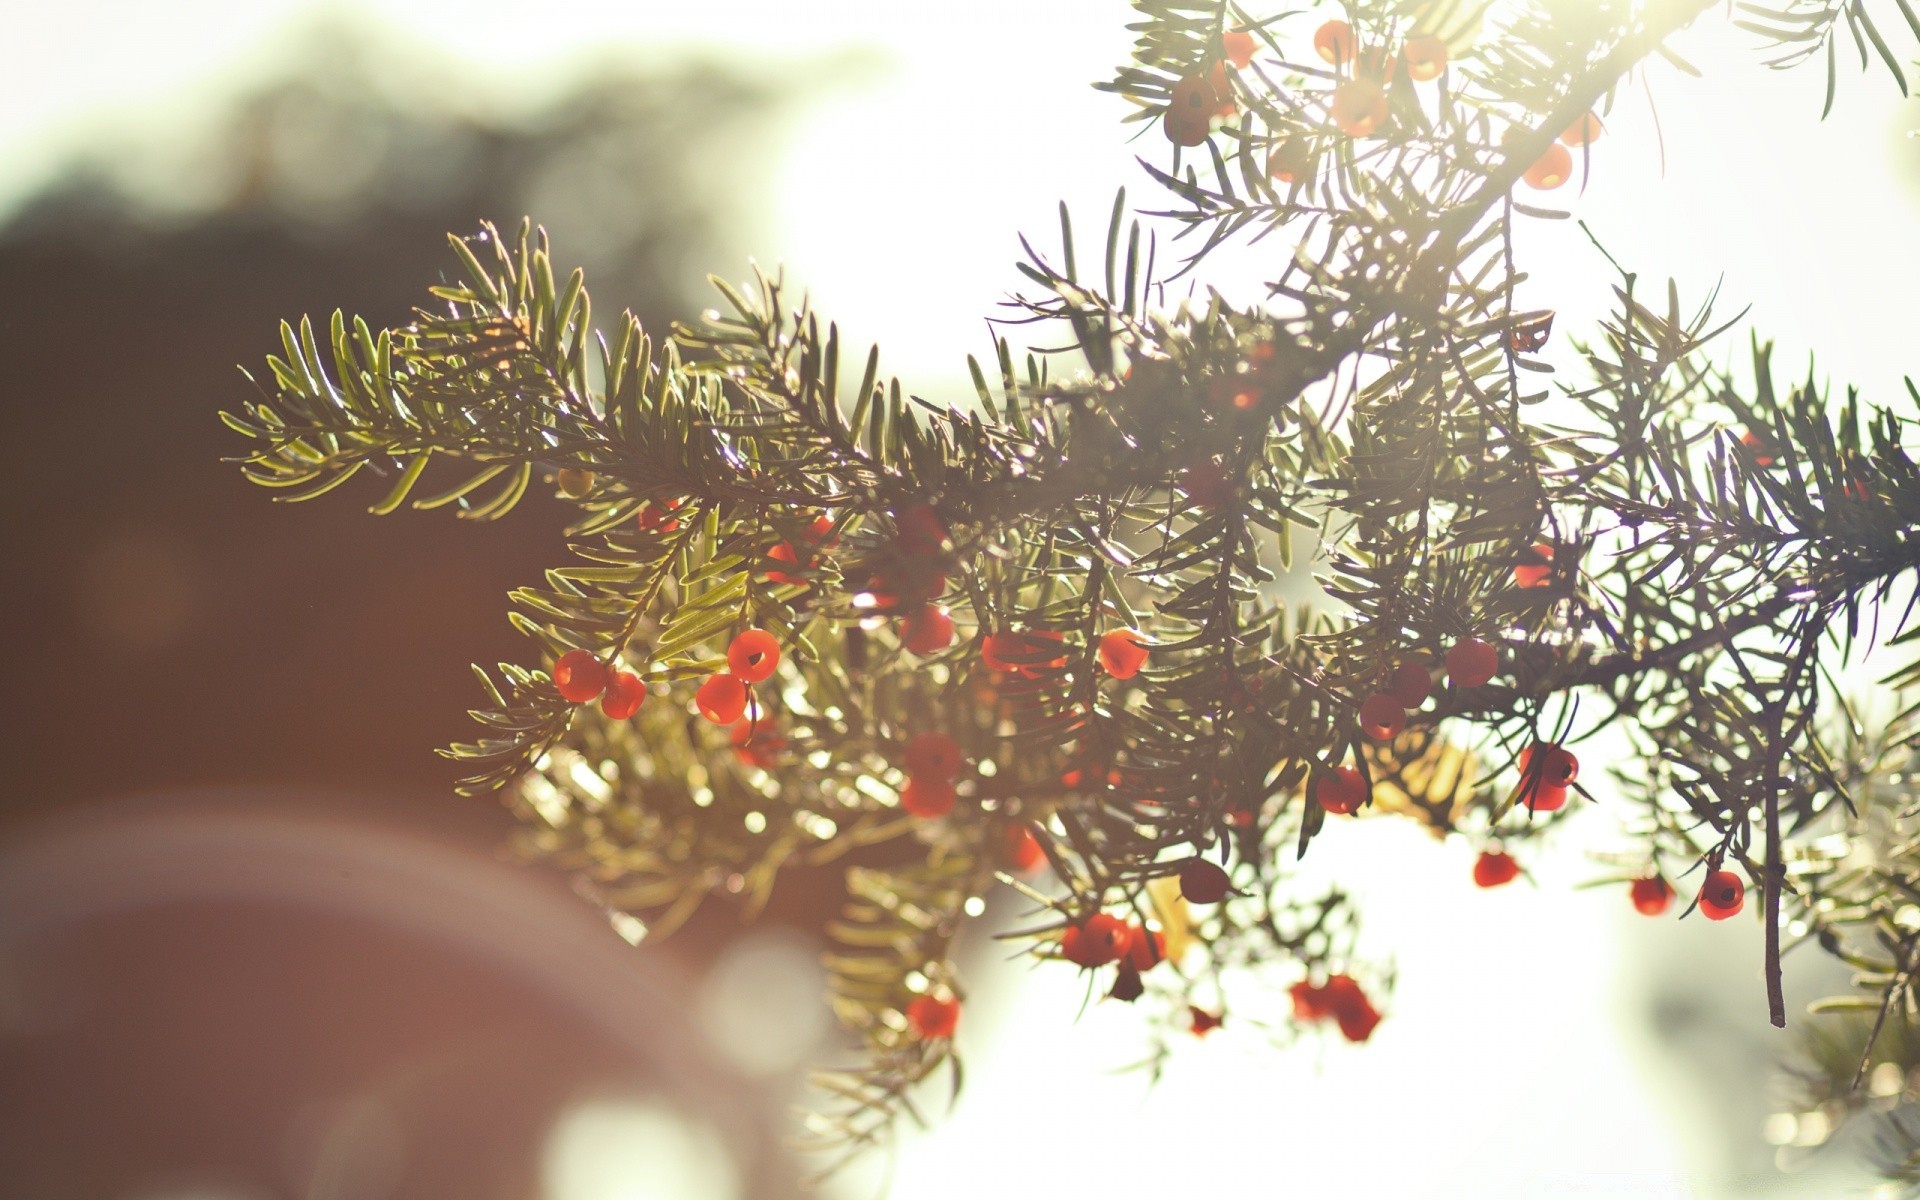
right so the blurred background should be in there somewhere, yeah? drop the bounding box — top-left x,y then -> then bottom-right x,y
0,2 -> 1915,1198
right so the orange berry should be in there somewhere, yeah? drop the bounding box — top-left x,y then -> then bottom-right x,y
905,732 -> 964,781
1354,45 -> 1397,84
1316,765 -> 1368,815
1061,913 -> 1130,967
1179,858 -> 1232,904
1631,874 -> 1674,916
1385,659 -> 1432,707
600,670 -> 645,719
906,993 -> 960,1040
1098,629 -> 1150,679
1522,142 -> 1574,190
1123,923 -> 1167,971
1698,870 -> 1745,920
1358,692 -> 1406,741
553,649 -> 608,703
1514,542 -> 1555,589
727,628 -> 781,683
900,605 -> 956,654
695,673 -> 749,725
556,468 -> 594,498
1559,112 -> 1604,146
1446,637 -> 1498,688
1314,19 -> 1356,65
1740,429 -> 1777,467
1473,849 -> 1520,888
1000,822 -> 1046,874
1222,28 -> 1256,68
1332,79 -> 1388,137
1189,1006 -> 1223,1036
1402,33 -> 1448,81
901,775 -> 957,819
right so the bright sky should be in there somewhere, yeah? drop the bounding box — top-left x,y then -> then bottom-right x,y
3,3 -> 1916,1198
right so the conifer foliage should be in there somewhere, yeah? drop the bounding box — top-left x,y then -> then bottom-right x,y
223,0 -> 1920,1186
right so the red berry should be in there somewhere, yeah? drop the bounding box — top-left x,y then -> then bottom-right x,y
1385,660 -> 1432,708
1000,823 -> 1046,874
901,776 -> 957,819
1179,858 -> 1232,904
1061,913 -> 1130,967
1358,693 -> 1406,741
1698,870 -> 1745,920
1402,32 -> 1448,81
1559,112 -> 1604,146
730,721 -> 786,769
1164,107 -> 1210,147
982,630 -> 1068,676
905,732 -> 964,781
1314,19 -> 1355,64
1098,629 -> 1150,679
906,993 -> 960,1040
1514,542 -> 1555,589
804,514 -> 839,547
1267,139 -> 1311,184
1517,779 -> 1567,813
1630,874 -> 1674,916
695,673 -> 749,725
1322,974 -> 1381,1043
1316,766 -> 1368,815
900,605 -> 956,654
553,649 -> 608,703
895,503 -> 948,557
727,628 -> 781,683
1222,28 -> 1256,68
1290,979 -> 1332,1021
1519,742 -> 1580,787
1473,849 -> 1520,888
1123,923 -> 1167,971
637,498 -> 683,533
600,670 -> 645,719
764,541 -> 804,586
1332,79 -> 1388,137
1170,71 -> 1223,118
1740,430 -> 1778,467
1181,460 -> 1233,508
1523,142 -> 1574,190
1189,1006 -> 1223,1036
1446,637 -> 1499,688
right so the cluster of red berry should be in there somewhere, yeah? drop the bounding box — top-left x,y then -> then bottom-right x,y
1163,29 -> 1258,146
552,649 -> 647,719
1311,19 -> 1449,139
695,628 -> 781,725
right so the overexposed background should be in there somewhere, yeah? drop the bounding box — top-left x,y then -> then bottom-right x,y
1,3 -> 1915,1198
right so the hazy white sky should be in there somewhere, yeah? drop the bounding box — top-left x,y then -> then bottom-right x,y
2,3 -> 1915,1197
